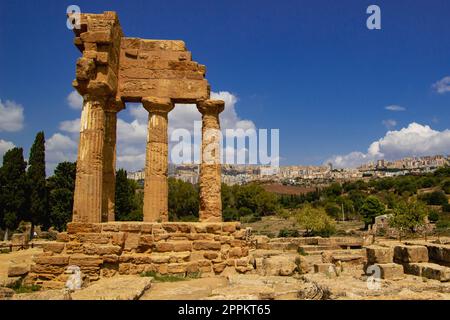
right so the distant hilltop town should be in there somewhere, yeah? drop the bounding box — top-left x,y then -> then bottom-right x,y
127,154 -> 450,187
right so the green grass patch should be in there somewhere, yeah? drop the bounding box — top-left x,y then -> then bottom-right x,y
140,271 -> 201,282
10,281 -> 41,294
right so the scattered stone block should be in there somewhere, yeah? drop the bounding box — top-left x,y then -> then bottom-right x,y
7,263 -> 30,277
394,245 -> 428,263
371,263 -> 404,280
314,263 -> 336,274
366,246 -> 393,264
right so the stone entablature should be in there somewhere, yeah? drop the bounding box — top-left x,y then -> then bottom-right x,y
26,222 -> 253,289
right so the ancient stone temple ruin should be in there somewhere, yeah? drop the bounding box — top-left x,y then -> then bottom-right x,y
24,11 -> 252,288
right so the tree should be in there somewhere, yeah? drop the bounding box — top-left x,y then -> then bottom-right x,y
115,169 -> 138,221
47,162 -> 76,231
235,183 -> 277,216
360,196 -> 385,229
0,148 -> 28,232
420,190 -> 448,206
441,180 -> 450,195
389,199 -> 428,238
168,178 -> 198,221
295,204 -> 336,237
28,132 -> 48,229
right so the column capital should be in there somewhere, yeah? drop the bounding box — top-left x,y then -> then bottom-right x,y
103,98 -> 125,113
197,99 -> 225,115
142,97 -> 174,113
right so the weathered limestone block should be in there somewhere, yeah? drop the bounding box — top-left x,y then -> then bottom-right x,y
8,264 -> 30,277
69,255 -> 103,267
56,232 -> 70,242
83,244 -> 122,256
263,256 -> 297,276
422,264 -> 450,282
394,245 -> 429,263
404,262 -> 450,281
124,232 -> 140,252
366,246 -> 394,264
30,264 -> 66,275
119,222 -> 142,232
43,242 -> 66,254
314,263 -> 336,274
76,233 -> 110,244
372,263 -> 404,280
193,241 -> 221,251
34,255 -> 69,266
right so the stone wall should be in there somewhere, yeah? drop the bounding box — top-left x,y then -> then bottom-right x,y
25,222 -> 252,289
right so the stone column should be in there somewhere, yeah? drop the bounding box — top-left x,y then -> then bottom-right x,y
102,99 -> 124,222
197,100 -> 224,222
142,97 -> 174,222
72,95 -> 107,223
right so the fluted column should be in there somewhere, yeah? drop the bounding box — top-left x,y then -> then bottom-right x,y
72,95 -> 107,223
197,100 -> 224,222
142,97 -> 174,222
102,99 -> 124,222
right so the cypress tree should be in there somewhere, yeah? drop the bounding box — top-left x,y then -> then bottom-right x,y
47,162 -> 76,231
28,131 -> 48,229
0,148 -> 28,232
115,169 -> 137,220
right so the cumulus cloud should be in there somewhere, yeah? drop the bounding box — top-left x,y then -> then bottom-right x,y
59,118 -> 81,134
382,119 -> 397,129
326,123 -> 450,168
385,105 -> 405,112
0,139 -> 16,163
0,99 -> 24,132
67,90 -> 83,109
45,133 -> 78,174
432,76 -> 450,94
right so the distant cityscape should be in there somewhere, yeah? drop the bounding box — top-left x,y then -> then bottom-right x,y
127,154 -> 450,187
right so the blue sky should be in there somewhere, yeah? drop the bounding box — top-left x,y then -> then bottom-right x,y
0,0 -> 449,172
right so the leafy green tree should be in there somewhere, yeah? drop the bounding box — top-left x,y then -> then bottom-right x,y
115,169 -> 138,221
295,204 -> 336,237
47,162 -> 76,231
360,196 -> 385,229
441,180 -> 450,195
0,148 -> 28,231
324,182 -> 342,198
389,199 -> 428,235
420,190 -> 448,206
235,183 -> 277,216
168,178 -> 198,221
28,132 -> 48,229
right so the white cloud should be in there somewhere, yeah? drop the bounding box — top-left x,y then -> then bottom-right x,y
382,119 -> 397,129
432,76 -> 450,94
67,90 -> 83,109
59,118 -> 81,134
0,139 -> 16,163
45,133 -> 78,174
385,105 -> 405,112
326,122 -> 450,168
0,99 -> 24,132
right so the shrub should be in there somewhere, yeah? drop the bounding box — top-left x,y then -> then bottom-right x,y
278,229 -> 299,237
442,203 -> 450,213
428,210 -> 440,223
420,191 -> 448,206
